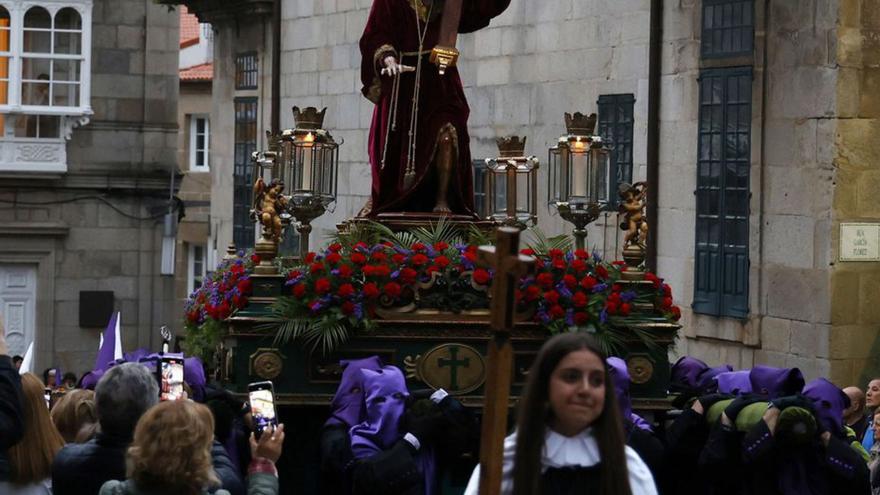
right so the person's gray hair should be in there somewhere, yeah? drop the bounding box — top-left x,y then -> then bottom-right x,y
95,362 -> 159,437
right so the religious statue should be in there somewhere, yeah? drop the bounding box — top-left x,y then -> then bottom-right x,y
359,0 -> 511,216
619,182 -> 649,249
251,177 -> 288,242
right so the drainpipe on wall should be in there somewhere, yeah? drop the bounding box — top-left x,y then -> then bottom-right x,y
271,0 -> 281,133
646,0 -> 663,272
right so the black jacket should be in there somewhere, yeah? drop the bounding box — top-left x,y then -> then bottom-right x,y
0,354 -> 24,481
52,432 -> 245,495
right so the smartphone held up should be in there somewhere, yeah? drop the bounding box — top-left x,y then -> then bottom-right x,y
159,356 -> 185,401
248,380 -> 279,438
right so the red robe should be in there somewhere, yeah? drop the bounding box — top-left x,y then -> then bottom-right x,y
359,0 -> 510,216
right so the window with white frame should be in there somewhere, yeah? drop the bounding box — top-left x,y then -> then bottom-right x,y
187,243 -> 207,295
0,1 -> 92,172
189,115 -> 209,171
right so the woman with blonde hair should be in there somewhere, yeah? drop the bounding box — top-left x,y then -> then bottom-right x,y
0,373 -> 65,494
99,399 -> 283,495
50,389 -> 98,443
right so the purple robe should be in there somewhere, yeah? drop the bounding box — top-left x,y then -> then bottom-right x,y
359,0 -> 510,215
607,357 -> 652,432
748,365 -> 804,399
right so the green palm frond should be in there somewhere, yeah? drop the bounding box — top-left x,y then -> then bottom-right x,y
524,227 -> 573,255
411,216 -> 463,246
592,327 -> 627,356
301,319 -> 350,355
467,223 -> 493,246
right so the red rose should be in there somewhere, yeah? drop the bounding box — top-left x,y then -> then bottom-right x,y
563,274 -> 577,289
384,282 -> 402,298
572,291 -> 588,308
338,265 -> 353,278
606,301 -> 619,314
574,249 -> 589,260
363,282 -> 380,299
315,278 -> 331,295
580,276 -> 597,290
574,311 -> 590,325
645,272 -> 660,288
662,296 -> 673,309
612,283 -> 622,292
371,251 -> 387,262
287,270 -> 302,280
544,290 -> 560,305
433,242 -> 449,251
434,255 -> 450,268
596,265 -> 609,280
525,285 -> 541,301
536,272 -> 554,288
549,305 -> 565,319
310,262 -> 325,274
520,248 -> 535,256
305,252 -> 316,263
237,279 -> 252,294
292,283 -> 306,298
350,253 -> 367,265
337,283 -> 355,298
328,243 -> 342,252
571,259 -> 587,273
392,253 -> 406,264
230,264 -> 244,275
412,242 -> 427,252
620,303 -> 632,316
663,284 -> 672,297
670,306 -> 682,321
411,253 -> 429,266
426,266 -> 439,276
549,248 -> 564,259
466,245 -> 478,254
552,258 -> 566,270
341,301 -> 355,315
372,265 -> 391,277
473,268 -> 491,285
608,292 -> 621,303
326,252 -> 342,265
250,254 -> 261,264
399,267 -> 418,284
463,251 -> 477,263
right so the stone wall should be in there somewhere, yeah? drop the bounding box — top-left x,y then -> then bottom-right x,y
0,1 -> 179,375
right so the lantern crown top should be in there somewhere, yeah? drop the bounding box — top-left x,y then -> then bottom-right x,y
496,136 -> 527,158
564,112 -> 597,136
265,130 -> 284,151
292,106 -> 327,130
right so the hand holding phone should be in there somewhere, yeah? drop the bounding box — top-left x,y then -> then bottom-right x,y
248,381 -> 279,439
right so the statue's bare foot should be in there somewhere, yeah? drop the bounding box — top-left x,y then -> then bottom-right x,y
432,202 -> 452,213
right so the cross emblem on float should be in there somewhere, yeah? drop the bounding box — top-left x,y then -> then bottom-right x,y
438,345 -> 470,390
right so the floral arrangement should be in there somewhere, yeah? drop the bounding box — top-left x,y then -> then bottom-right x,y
182,251 -> 258,361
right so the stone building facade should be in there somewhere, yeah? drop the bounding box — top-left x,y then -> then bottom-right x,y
180,0 -> 880,387
0,0 -> 180,375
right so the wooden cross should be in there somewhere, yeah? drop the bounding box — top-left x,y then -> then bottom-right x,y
476,226 -> 536,495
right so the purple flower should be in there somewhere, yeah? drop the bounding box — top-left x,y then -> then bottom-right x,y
565,308 -> 575,326
599,309 -> 608,324
591,283 -> 608,294
621,290 -> 638,303
592,250 -> 602,262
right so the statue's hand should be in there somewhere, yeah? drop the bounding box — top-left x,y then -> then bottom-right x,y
381,56 -> 414,76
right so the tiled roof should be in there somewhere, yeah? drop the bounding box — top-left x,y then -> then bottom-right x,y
180,62 -> 213,82
180,5 -> 200,49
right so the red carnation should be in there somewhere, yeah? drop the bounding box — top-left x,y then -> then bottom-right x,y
572,291 -> 588,308
520,248 -> 535,256
463,251 -> 477,263
328,243 -> 342,252
434,255 -> 450,268
250,254 -> 261,264
412,242 -> 427,252
373,265 -> 391,277
363,282 -> 380,299
326,252 -> 342,265
341,301 -> 355,315
400,267 -> 418,284
536,272 -> 554,288
662,296 -> 673,309
620,303 -> 632,316
384,282 -> 402,298
433,242 -> 449,251
310,262 -> 325,274
563,274 -> 577,289
580,276 -> 597,290
473,268 -> 491,285
544,290 -> 560,305
230,264 -> 244,275
425,266 -> 439,276
608,292 -> 621,303
292,283 -> 306,298
337,283 -> 355,298
371,251 -> 387,262
606,301 -> 619,314
237,279 -> 252,294
549,305 -> 565,319
305,252 -> 317,263
350,252 -> 367,265
596,265 -> 609,280
287,270 -> 302,280
571,259 -> 587,273
662,284 -> 672,297
552,258 -> 566,270
574,249 -> 589,260
392,253 -> 406,264
549,248 -> 564,259
466,245 -> 478,254
411,253 -> 429,266
315,278 -> 331,295
525,285 -> 541,301
338,265 -> 353,278
574,311 -> 590,325
670,306 -> 682,321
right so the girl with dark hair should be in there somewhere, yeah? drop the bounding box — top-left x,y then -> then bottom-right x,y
464,332 -> 656,495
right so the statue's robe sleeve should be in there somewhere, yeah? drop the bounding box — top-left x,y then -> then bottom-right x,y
359,0 -> 398,104
459,0 -> 512,33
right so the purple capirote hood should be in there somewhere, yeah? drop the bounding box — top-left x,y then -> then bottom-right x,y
349,365 -> 409,458
184,357 -> 207,402
607,357 -> 633,419
79,369 -> 104,390
803,378 -> 849,435
715,370 -> 752,395
697,364 -> 734,394
748,366 -> 805,399
670,356 -> 709,392
325,356 -> 383,429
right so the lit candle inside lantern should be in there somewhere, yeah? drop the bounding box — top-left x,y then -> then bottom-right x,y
302,132 -> 314,190
571,137 -> 588,198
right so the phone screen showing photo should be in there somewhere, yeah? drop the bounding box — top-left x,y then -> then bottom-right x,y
248,388 -> 278,435
160,359 -> 185,401
44,389 -> 51,409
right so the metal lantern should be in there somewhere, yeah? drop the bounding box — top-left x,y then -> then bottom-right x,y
484,136 -> 539,228
278,106 -> 342,258
548,112 -> 611,250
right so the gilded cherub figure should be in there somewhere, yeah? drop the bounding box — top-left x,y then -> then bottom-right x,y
252,178 -> 288,242
619,182 -> 649,248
